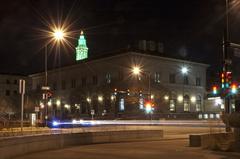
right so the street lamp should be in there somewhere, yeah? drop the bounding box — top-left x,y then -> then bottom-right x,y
131,66 -> 151,99
181,66 -> 189,111
53,29 -> 65,41
132,66 -> 141,75
45,28 -> 66,87
181,66 -> 188,75
43,28 -> 65,124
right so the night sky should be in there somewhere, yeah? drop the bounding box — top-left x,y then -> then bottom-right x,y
0,0 -> 240,76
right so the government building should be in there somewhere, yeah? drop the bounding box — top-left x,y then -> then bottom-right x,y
28,32 -> 210,120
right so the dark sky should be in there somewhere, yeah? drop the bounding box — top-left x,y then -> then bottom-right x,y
1,0 -> 240,75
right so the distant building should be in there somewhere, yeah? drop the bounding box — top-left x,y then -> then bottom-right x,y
0,74 -> 28,114
29,32 -> 209,119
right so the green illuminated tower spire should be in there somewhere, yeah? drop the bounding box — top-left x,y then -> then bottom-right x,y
76,31 -> 88,61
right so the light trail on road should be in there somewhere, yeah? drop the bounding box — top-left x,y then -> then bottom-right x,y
53,119 -> 225,128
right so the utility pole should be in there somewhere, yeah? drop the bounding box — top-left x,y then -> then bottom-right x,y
19,79 -> 25,133
222,0 -> 231,132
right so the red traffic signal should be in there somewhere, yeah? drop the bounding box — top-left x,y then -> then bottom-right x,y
231,83 -> 238,94
212,85 -> 218,95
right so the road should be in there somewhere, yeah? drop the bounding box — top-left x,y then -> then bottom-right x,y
0,120 -> 225,138
14,139 -> 240,159
11,125 -> 230,159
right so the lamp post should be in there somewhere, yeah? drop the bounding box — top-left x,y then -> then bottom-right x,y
132,66 -> 151,99
42,28 -> 65,124
132,66 -> 153,119
181,66 -> 189,112
98,95 -> 103,117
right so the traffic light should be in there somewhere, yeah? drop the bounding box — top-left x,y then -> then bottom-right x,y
145,101 -> 154,113
226,71 -> 232,88
231,83 -> 237,94
221,72 -> 225,89
212,86 -> 218,95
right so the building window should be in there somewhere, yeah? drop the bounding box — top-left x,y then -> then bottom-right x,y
183,76 -> 189,85
139,98 -> 144,110
53,82 -> 57,90
82,77 -> 87,86
169,74 -> 175,83
61,80 -> 66,90
14,90 -> 18,95
184,95 -> 190,112
119,98 -> 125,111
154,72 -> 161,83
169,99 -> 176,112
5,90 -> 10,96
92,76 -> 98,85
71,79 -> 76,88
196,77 -> 201,86
14,80 -> 18,85
106,73 -> 111,84
196,95 -> 201,112
37,84 -> 41,90
6,79 -> 10,84
118,71 -> 123,80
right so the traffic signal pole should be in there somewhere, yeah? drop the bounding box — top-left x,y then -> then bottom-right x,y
223,0 -> 231,132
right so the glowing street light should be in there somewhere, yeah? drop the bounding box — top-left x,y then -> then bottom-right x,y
98,96 -> 103,102
132,66 -> 141,75
47,100 -> 52,106
191,96 -> 196,103
132,66 -> 151,99
164,95 -> 169,101
87,97 -> 91,103
177,95 -> 183,102
181,66 -> 189,75
56,100 -> 61,107
53,29 -> 65,41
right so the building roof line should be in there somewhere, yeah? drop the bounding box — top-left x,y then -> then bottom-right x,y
29,51 -> 209,77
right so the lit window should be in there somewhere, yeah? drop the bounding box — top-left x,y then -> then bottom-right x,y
106,73 -> 111,84
169,99 -> 176,112
183,95 -> 190,112
154,72 -> 161,83
196,95 -> 201,112
139,98 -> 144,109
119,98 -> 125,111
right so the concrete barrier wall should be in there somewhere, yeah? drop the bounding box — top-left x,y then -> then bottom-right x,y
0,130 -> 163,159
189,132 -> 234,149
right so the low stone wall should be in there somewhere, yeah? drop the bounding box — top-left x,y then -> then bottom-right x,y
189,132 -> 234,149
0,130 -> 163,159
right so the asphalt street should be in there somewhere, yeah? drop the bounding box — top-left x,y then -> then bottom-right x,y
14,139 -> 240,159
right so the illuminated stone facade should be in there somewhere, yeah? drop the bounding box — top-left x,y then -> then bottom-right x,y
29,51 -> 209,119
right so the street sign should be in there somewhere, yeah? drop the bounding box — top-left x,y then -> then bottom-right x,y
35,107 -> 40,112
224,59 -> 232,65
19,79 -> 25,94
41,86 -> 50,90
91,109 -> 95,115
